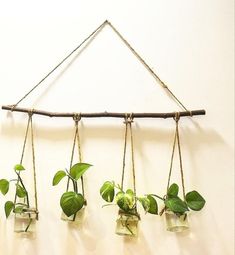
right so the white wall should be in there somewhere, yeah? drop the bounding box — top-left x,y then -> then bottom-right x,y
0,1 -> 234,255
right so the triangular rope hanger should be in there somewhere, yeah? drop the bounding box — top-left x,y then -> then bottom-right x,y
2,20 -> 205,119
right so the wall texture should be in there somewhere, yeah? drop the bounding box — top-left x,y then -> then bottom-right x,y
0,1 -> 234,255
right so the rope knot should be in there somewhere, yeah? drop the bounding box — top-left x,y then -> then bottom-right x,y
188,110 -> 193,117
173,112 -> 180,122
162,82 -> 168,89
10,104 -> 16,112
28,109 -> 34,117
124,113 -> 134,124
73,113 -> 81,123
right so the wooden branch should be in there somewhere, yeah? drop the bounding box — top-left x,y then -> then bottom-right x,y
1,105 -> 206,119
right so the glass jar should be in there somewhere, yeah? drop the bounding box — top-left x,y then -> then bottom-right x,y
165,210 -> 189,232
14,208 -> 37,233
61,207 -> 85,226
115,211 -> 140,237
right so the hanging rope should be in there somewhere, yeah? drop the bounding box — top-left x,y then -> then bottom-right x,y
14,112 -> 39,219
166,112 -> 186,200
166,131 -> 177,194
66,114 -> 85,197
121,114 -> 137,208
129,115 -> 137,208
107,21 -> 189,112
20,114 -> 31,164
121,118 -> 128,190
66,118 -> 77,192
175,114 -> 186,200
29,112 -> 39,219
13,114 -> 31,207
75,114 -> 85,198
11,20 -> 107,110
10,20 -> 189,112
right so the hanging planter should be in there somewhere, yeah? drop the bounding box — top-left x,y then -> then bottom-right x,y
52,115 -> 92,225
100,181 -> 157,237
160,183 -> 205,232
150,184 -> 206,233
116,209 -> 140,236
14,206 -> 37,233
53,161 -> 91,224
0,113 -> 39,233
100,115 -> 158,237
164,210 -> 189,232
150,113 -> 206,233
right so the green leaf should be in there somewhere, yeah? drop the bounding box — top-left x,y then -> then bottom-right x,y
147,195 -> 158,215
16,184 -> 27,198
52,170 -> 67,186
165,197 -> 189,214
0,179 -> 9,195
117,191 -> 135,212
60,191 -> 84,217
13,206 -> 24,213
115,191 -> 124,202
126,189 -> 134,195
186,191 -> 206,211
167,183 -> 179,197
70,163 -> 92,180
138,197 -> 150,212
14,164 -> 25,171
5,201 -> 14,218
126,189 -> 135,204
100,181 -> 115,202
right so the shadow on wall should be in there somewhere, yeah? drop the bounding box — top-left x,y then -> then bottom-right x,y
122,230 -> 152,255
62,210 -> 105,254
175,211 -> 232,255
0,113 -> 226,145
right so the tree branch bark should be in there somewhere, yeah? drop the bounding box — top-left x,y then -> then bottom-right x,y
2,105 -> 206,119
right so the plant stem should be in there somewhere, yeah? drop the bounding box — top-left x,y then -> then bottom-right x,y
114,183 -> 124,192
25,218 -> 33,232
15,171 -> 30,208
72,180 -> 78,222
71,179 -> 78,193
67,174 -> 77,183
102,204 -> 116,208
9,179 -> 18,182
74,181 -> 78,193
125,221 -> 134,235
159,206 -> 166,216
150,194 -> 165,201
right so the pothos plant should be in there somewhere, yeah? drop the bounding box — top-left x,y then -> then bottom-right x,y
52,162 -> 92,219
100,181 -> 158,216
0,164 -> 33,221
151,183 -> 206,217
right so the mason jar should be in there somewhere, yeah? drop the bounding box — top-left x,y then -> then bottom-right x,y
115,211 -> 140,237
165,210 -> 189,232
14,208 -> 37,233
